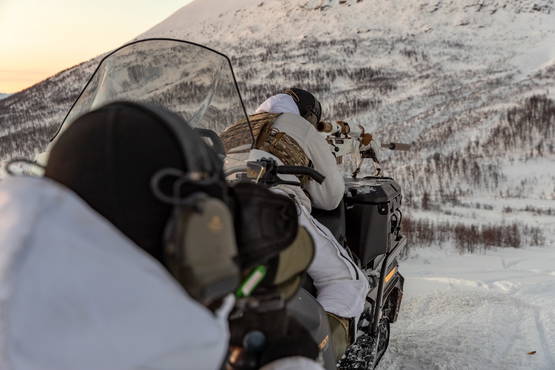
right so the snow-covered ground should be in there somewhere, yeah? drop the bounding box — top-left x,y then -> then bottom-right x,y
381,193 -> 555,369
379,244 -> 555,370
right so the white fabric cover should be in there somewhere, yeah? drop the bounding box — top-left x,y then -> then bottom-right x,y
0,177 -> 229,370
255,97 -> 345,211
299,204 -> 369,319
255,94 -> 300,116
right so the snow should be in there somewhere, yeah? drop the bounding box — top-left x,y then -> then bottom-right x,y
500,157 -> 555,200
512,31 -> 555,80
140,0 -> 259,39
379,244 -> 555,370
142,0 -> 555,54
137,0 -> 555,207
1,1 -> 554,367
0,93 -> 9,100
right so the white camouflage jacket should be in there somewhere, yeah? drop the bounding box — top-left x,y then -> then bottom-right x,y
255,94 -> 345,211
0,177 -> 230,370
0,176 -> 324,370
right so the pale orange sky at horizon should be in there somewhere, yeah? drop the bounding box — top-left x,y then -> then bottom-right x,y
0,0 -> 195,94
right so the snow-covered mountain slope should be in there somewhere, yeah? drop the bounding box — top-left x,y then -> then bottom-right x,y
0,59 -> 96,162
4,0 -> 553,198
144,0 -> 555,48
141,0 -> 555,201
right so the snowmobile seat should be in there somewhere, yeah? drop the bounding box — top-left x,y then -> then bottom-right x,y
312,200 -> 346,245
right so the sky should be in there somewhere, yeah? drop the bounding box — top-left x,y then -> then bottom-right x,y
0,0 -> 195,94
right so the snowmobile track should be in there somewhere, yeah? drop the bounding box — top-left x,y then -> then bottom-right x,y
533,308 -> 555,369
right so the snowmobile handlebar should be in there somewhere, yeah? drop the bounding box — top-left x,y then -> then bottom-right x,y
276,165 -> 325,184
195,128 -> 226,157
225,158 -> 326,186
231,159 -> 326,187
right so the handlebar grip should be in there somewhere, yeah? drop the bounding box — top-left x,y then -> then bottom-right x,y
276,166 -> 326,184
195,128 -> 226,156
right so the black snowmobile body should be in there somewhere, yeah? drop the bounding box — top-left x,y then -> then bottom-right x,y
287,289 -> 337,367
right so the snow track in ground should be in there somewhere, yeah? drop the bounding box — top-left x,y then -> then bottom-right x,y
378,246 -> 555,370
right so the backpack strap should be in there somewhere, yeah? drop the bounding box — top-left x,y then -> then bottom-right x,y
221,113 -> 313,185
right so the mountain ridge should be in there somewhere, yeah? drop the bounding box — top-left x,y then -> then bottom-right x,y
142,0 -> 555,45
1,0 -> 554,201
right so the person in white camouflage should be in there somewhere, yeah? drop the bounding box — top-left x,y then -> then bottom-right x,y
222,88 -> 370,360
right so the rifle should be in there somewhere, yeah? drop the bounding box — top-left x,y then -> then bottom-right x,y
316,120 -> 411,178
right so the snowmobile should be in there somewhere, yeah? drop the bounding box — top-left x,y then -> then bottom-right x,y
38,38 -> 406,370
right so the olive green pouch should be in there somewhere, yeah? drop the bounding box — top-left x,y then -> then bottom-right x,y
164,196 -> 239,305
261,226 -> 315,301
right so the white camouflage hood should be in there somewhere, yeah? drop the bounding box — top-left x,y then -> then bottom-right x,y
255,94 -> 300,116
0,176 -> 229,370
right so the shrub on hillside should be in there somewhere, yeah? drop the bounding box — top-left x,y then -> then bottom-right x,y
485,94 -> 555,158
400,216 -> 545,255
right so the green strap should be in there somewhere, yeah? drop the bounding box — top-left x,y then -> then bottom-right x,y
236,265 -> 267,298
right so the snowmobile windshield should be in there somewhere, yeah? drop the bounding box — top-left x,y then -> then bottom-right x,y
52,38 -> 250,139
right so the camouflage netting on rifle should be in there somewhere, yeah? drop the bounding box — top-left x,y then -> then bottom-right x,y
220,112 -> 312,183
